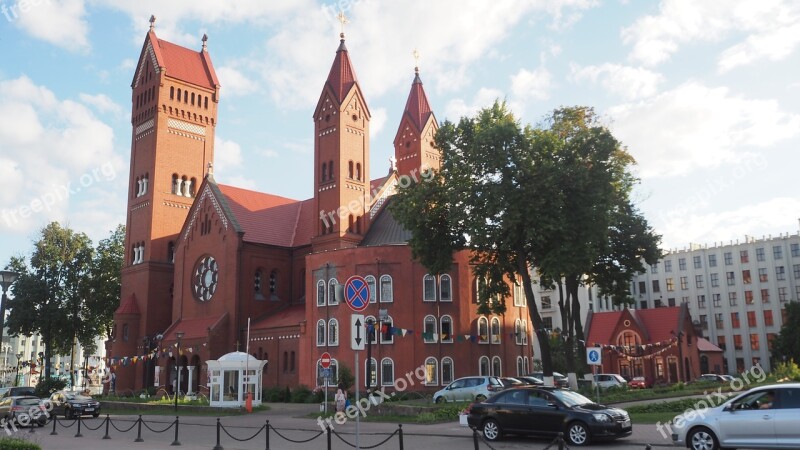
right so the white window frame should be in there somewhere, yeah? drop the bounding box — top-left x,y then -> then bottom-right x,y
424,357 -> 438,386
440,274 -> 452,302
328,278 -> 339,305
328,318 -> 339,346
441,357 -> 454,385
492,356 -> 502,376
317,280 -> 326,306
316,319 -> 326,346
478,317 -> 489,344
423,274 -> 436,302
440,315 -> 453,343
490,317 -> 501,344
423,315 -> 437,343
479,356 -> 489,376
380,275 -> 393,303
365,275 -> 377,303
380,358 -> 395,386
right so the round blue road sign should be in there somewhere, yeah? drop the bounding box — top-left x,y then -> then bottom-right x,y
344,275 -> 369,312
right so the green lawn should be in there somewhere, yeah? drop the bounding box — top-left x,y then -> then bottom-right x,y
629,411 -> 679,424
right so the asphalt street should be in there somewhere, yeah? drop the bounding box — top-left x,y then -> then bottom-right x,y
4,403 -> 680,450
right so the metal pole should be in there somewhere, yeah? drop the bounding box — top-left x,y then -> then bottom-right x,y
103,415 -> 111,439
213,418 -> 223,450
171,416 -> 180,446
398,424 -> 404,450
355,350 -> 360,450
265,419 -> 270,450
50,415 -> 57,435
134,415 -> 143,442
594,361 -> 600,404
75,415 -> 83,438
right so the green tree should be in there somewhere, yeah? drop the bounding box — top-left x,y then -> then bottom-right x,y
87,225 -> 125,340
773,303 -> 800,364
6,222 -> 94,381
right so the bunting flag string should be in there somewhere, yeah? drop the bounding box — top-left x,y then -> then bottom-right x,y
105,342 -> 208,368
591,337 -> 679,360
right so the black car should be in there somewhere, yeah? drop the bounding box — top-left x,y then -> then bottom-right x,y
0,396 -> 48,427
1,387 -> 36,398
48,391 -> 101,419
526,371 -> 570,388
466,387 -> 632,446
516,375 -> 545,386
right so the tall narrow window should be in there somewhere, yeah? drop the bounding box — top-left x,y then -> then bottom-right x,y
423,316 -> 437,343
441,357 -> 453,385
381,358 -> 394,386
425,357 -> 438,385
365,275 -> 376,303
423,275 -> 436,301
479,356 -> 489,376
316,280 -> 325,306
478,317 -> 489,343
492,356 -> 502,376
490,317 -> 501,344
380,275 -> 393,303
328,279 -> 338,305
316,320 -> 326,346
440,316 -> 453,343
328,319 -> 339,345
356,163 -> 361,181
440,274 -> 452,302
254,269 -> 265,300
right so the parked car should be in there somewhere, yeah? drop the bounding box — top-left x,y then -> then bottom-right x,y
719,375 -> 735,382
0,396 -> 48,427
695,373 -> 726,383
628,376 -> 649,389
48,390 -> 101,419
1,387 -> 35,398
594,374 -> 628,389
467,386 -> 632,446
432,376 -> 503,403
526,371 -> 570,388
498,377 -> 527,390
517,375 -> 545,386
671,383 -> 800,450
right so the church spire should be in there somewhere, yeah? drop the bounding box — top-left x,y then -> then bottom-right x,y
394,54 -> 439,179
324,11 -> 358,103
402,51 -> 433,132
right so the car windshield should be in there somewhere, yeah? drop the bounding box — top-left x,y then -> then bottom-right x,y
551,390 -> 593,407
17,398 -> 41,406
65,394 -> 91,401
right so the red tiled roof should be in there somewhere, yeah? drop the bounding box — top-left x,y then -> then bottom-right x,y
115,293 -> 140,315
251,305 -> 305,330
325,39 -> 358,103
586,310 -> 624,345
697,337 -> 723,352
370,175 -> 389,193
157,38 -> 219,89
635,307 -> 683,343
163,313 -> 226,342
402,71 -> 433,131
218,184 -> 314,247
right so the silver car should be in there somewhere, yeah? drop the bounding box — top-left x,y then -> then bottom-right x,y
433,376 -> 503,403
670,383 -> 800,450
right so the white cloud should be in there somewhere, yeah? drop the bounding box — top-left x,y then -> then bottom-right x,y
607,81 -> 800,178
569,63 -> 664,100
0,76 -> 123,232
444,87 -> 504,122
622,0 -> 800,69
10,0 -> 90,52
369,107 -> 387,139
79,93 -> 124,117
215,66 -> 259,97
657,197 -> 800,250
213,136 -> 244,176
511,67 -> 553,101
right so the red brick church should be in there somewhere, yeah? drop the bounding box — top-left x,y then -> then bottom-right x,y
111,19 -> 534,395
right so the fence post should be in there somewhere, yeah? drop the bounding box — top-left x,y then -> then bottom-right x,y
326,425 -> 332,450
171,416 -> 181,446
265,419 -> 270,450
557,432 -> 564,450
75,415 -> 83,438
103,414 -> 111,439
398,424 -> 404,450
50,416 -> 57,436
212,418 -> 223,450
645,446 -> 652,450
472,427 -> 480,450
134,415 -> 144,442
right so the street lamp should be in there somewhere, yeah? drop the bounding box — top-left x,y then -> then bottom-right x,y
174,332 -> 184,413
14,352 -> 22,387
0,271 -> 19,358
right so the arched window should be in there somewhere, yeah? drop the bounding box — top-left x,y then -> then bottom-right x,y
254,270 -> 264,300
440,315 -> 453,343
282,351 -> 288,372
479,356 -> 489,376
269,270 -> 277,295
517,356 -> 524,376
328,278 -> 339,305
321,163 -> 327,181
441,357 -> 454,385
170,86 -> 175,100
365,357 -> 377,387
380,358 -> 394,386
514,319 -> 522,345
616,330 -> 642,347
440,274 -> 452,302
424,357 -> 438,385
523,357 -> 530,374
492,356 -> 502,376
356,163 -> 361,181
491,317 -> 501,344
521,320 -> 528,345
328,319 -> 339,346
348,161 -> 353,179
177,88 -> 182,102
316,320 -> 326,346
380,275 -> 393,303
380,315 -> 394,344
423,274 -> 436,302
513,279 -> 526,306
191,92 -> 195,106
348,215 -> 354,233
316,280 -> 325,306
290,351 -> 295,372
478,317 -> 489,343
328,161 -> 334,179
365,275 -> 376,303
204,96 -> 208,109
423,315 -> 437,343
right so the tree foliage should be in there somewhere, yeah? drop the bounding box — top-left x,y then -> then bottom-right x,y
772,303 -> 800,364
390,102 -> 660,378
87,224 -> 125,339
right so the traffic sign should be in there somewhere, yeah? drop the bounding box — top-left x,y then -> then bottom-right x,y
320,351 -> 332,369
322,368 -> 332,379
351,314 -> 365,350
344,275 -> 370,312
586,347 -> 602,365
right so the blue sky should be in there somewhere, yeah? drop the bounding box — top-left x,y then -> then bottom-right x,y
1,0 -> 799,267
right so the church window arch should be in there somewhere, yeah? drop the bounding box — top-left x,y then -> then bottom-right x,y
177,88 -> 182,102
316,280 -> 325,306
321,163 -> 327,182
490,317 -> 501,344
356,163 -> 361,181
170,86 -> 174,100
328,278 -> 339,305
204,96 -> 208,109
316,319 -> 326,346
191,92 -> 195,106
328,161 -> 334,179
269,269 -> 277,295
254,269 -> 264,300
328,319 -> 339,346
348,161 -> 353,179
379,275 -> 393,303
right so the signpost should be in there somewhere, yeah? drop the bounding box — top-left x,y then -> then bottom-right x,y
351,314 -> 365,351
344,276 -> 370,450
586,347 -> 602,403
320,351 -> 331,414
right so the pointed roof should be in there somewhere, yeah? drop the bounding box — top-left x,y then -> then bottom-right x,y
115,293 -> 140,315
586,305 -> 688,345
325,34 -> 359,103
402,68 -> 434,131
133,30 -> 219,90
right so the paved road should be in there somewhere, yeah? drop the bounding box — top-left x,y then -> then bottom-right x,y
4,403 -> 680,450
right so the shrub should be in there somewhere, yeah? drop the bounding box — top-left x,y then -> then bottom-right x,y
290,385 -> 312,403
772,361 -> 800,382
0,437 -> 41,449
263,386 -> 287,402
34,377 -> 67,399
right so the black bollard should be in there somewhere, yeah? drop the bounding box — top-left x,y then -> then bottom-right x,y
472,427 -> 480,450
398,423 -> 404,450
75,415 -> 83,438
265,419 -> 270,450
50,416 -> 57,436
134,415 -> 143,442
326,425 -> 332,450
171,416 -> 181,446
645,446 -> 652,450
212,418 -> 223,450
557,431 -> 565,450
102,414 -> 111,439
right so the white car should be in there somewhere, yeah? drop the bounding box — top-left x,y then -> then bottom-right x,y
670,383 -> 800,450
594,374 -> 627,389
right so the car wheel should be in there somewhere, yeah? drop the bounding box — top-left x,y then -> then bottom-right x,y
434,396 -> 445,404
566,421 -> 590,446
475,394 -> 487,402
688,427 -> 719,450
482,418 -> 502,441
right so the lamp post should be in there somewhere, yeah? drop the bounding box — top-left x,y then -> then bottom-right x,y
174,332 -> 183,412
14,353 -> 22,386
143,335 -> 151,393
0,271 -> 19,360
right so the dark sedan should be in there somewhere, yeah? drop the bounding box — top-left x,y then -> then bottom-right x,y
466,387 -> 632,446
0,396 -> 48,427
48,391 -> 100,419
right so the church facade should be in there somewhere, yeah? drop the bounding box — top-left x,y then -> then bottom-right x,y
111,23 -> 534,395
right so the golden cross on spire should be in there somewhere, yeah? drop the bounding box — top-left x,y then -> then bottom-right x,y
413,48 -> 420,72
336,10 -> 349,38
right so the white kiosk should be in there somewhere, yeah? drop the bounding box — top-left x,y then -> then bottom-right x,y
206,352 -> 267,407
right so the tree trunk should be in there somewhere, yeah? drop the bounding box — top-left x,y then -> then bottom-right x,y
558,282 -> 575,374
566,276 -> 586,369
517,254 -> 553,378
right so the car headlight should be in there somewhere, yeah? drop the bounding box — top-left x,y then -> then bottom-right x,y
593,413 -> 612,423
